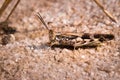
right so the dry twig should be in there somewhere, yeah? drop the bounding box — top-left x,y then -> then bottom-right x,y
93,0 -> 117,23
0,0 -> 20,21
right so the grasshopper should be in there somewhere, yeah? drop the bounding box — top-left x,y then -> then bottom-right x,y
0,0 -> 115,46
36,13 -> 114,49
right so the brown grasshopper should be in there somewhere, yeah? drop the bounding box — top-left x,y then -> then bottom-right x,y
36,12 -> 114,49
0,0 -> 115,46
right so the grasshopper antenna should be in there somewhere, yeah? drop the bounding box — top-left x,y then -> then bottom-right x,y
36,12 -> 55,43
36,12 -> 49,30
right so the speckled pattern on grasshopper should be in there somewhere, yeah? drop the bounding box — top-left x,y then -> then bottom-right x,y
36,12 -> 114,49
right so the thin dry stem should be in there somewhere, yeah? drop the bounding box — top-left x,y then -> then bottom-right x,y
93,0 -> 117,23
0,0 -> 20,21
0,0 -> 12,19
6,0 -> 20,21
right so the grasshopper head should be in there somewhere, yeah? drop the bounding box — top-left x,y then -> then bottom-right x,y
49,29 -> 55,42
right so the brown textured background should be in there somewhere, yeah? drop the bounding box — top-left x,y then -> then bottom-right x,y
0,0 -> 120,80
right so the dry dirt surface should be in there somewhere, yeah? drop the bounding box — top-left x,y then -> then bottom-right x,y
0,0 -> 120,80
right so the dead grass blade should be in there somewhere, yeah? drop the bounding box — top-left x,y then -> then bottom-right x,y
93,0 -> 117,23
0,0 -> 20,21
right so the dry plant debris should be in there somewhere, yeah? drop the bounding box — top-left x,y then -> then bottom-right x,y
93,0 -> 117,23
0,0 -> 19,45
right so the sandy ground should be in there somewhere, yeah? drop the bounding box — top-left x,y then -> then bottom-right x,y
0,0 -> 120,80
